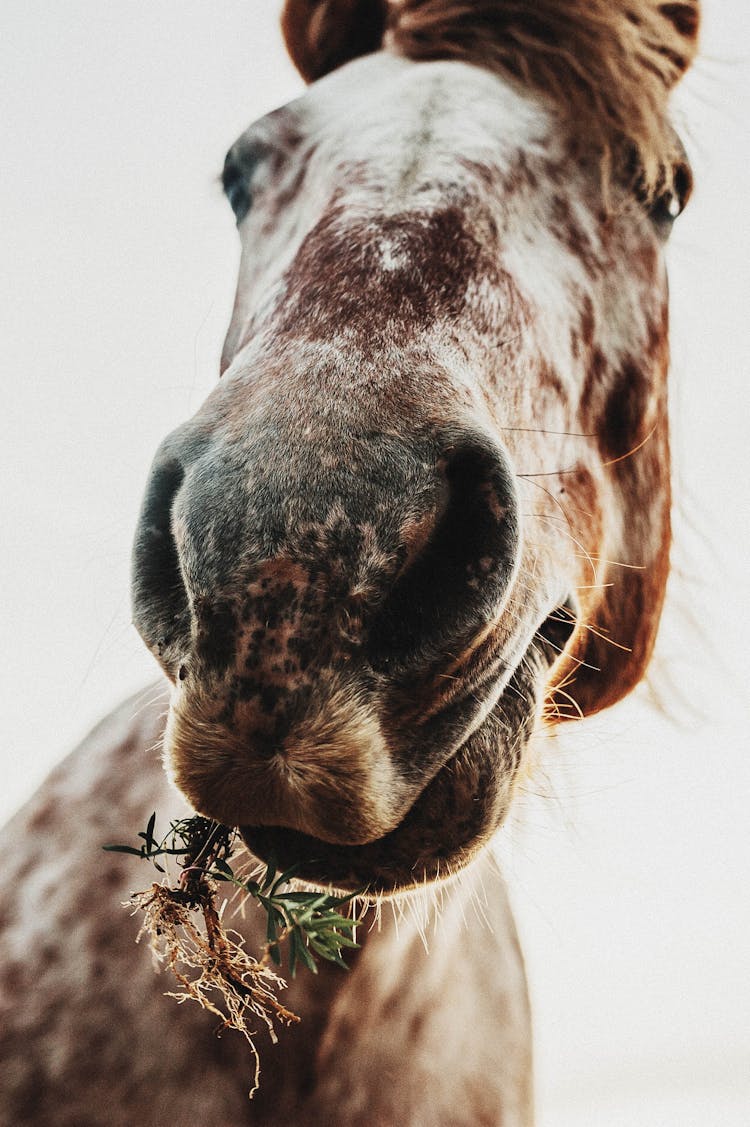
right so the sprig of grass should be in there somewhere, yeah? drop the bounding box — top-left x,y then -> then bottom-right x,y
104,813 -> 362,974
104,813 -> 365,1096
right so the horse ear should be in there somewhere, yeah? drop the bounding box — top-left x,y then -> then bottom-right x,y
655,1 -> 701,86
281,0 -> 389,83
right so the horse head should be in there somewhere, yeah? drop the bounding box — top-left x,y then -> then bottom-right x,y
132,0 -> 699,892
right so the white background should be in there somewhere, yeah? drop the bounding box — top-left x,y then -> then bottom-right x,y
2,3 -> 748,1123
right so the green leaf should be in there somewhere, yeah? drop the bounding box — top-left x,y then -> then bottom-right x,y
294,936 -> 318,974
212,858 -> 235,879
288,930 -> 300,978
136,812 -> 158,854
305,912 -> 355,933
102,844 -> 144,856
329,933 -> 359,950
307,934 -> 349,970
266,905 -> 286,947
266,909 -> 278,945
277,891 -> 330,905
270,863 -> 303,897
261,854 -> 278,892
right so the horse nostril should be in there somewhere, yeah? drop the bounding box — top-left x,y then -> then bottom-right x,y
131,453 -> 189,676
537,596 -> 578,656
368,430 -> 519,672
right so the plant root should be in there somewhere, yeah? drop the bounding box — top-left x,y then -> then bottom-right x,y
131,879 -> 300,1098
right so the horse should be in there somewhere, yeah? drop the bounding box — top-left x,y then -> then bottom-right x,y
0,1 -> 700,1123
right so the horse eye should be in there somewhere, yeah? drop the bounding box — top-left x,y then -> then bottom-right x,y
648,158 -> 693,233
222,155 -> 252,224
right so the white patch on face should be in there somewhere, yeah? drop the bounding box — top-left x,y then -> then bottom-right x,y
223,48 -> 660,434
301,54 -> 549,173
378,234 -> 410,272
223,55 -> 554,362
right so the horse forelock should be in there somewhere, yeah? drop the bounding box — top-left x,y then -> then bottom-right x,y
282,0 -> 700,199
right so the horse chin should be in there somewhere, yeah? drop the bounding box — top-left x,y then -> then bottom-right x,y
239,637 -> 551,896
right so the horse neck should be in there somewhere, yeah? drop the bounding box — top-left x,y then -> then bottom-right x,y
275,851 -> 533,1123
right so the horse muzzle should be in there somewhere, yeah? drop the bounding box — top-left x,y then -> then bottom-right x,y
131,413 -> 527,859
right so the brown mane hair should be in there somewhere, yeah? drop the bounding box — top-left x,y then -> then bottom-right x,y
282,0 -> 700,196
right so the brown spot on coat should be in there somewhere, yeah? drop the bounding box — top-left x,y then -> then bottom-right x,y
550,195 -> 599,275
579,344 -> 608,424
599,358 -> 651,461
278,202 -> 501,339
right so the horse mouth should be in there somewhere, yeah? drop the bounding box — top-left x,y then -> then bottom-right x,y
239,631 -> 554,895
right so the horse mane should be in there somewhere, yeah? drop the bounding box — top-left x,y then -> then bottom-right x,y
282,0 -> 700,197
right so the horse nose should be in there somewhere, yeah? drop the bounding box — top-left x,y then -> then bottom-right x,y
132,423 -> 520,684
131,420 -> 521,839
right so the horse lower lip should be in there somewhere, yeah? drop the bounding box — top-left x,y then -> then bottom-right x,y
239,633 -> 551,893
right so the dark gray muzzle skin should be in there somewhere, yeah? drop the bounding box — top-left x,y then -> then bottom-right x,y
132,418 -> 520,691
130,405 -> 527,885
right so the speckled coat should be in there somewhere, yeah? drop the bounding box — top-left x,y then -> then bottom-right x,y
0,2 -> 700,1123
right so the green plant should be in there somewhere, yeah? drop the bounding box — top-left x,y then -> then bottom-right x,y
104,814 -> 364,1095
